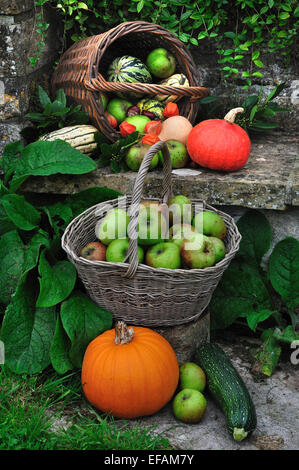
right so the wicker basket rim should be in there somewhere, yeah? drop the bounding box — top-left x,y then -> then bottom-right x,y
61,196 -> 242,276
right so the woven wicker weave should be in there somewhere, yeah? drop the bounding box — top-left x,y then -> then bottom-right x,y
62,141 -> 241,327
51,21 -> 210,142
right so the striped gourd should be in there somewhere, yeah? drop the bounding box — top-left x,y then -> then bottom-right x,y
107,55 -> 152,99
137,99 -> 165,120
39,125 -> 99,156
154,74 -> 189,104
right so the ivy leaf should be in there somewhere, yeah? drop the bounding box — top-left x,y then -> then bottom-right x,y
269,237 -> 299,327
60,291 -> 113,368
237,209 -> 271,267
36,250 -> 77,308
0,272 -> 56,374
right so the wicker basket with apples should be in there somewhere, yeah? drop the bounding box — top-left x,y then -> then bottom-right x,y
62,141 -> 241,327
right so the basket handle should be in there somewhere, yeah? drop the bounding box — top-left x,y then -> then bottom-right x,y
86,76 -> 209,103
124,140 -> 173,279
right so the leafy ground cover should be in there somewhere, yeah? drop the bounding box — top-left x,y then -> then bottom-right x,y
210,210 -> 299,376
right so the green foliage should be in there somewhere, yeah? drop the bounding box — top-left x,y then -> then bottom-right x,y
97,131 -> 140,173
197,83 -> 290,134
210,209 -> 299,376
33,1 -> 298,90
25,87 -> 89,137
0,139 -> 121,375
237,82 -> 291,132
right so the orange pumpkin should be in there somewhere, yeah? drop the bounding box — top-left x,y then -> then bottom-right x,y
187,107 -> 251,171
81,322 -> 179,418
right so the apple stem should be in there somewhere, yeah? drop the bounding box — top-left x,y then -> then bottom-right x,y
115,321 -> 135,345
223,107 -> 244,124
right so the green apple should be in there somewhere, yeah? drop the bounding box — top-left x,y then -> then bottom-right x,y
180,231 -> 216,269
107,98 -> 133,124
208,236 -> 226,263
96,208 -> 129,245
106,238 -> 144,263
159,140 -> 189,169
145,242 -> 181,269
126,143 -> 160,171
125,115 -> 151,133
146,48 -> 176,79
192,211 -> 227,239
137,204 -> 167,246
79,241 -> 106,261
168,223 -> 197,248
179,362 -> 206,393
168,195 -> 193,226
172,388 -> 207,424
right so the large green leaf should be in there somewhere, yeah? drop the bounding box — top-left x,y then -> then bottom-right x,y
60,291 -> 113,368
0,272 -> 56,374
9,140 -> 97,192
50,314 -> 73,375
42,202 -> 73,236
269,237 -> 299,327
36,250 -> 77,308
65,187 -> 122,218
0,230 -> 49,305
210,260 -> 272,329
237,209 -> 271,267
246,309 -> 275,332
0,141 -> 23,184
1,194 -> 41,231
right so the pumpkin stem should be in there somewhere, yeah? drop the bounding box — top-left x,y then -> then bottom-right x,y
223,107 -> 244,124
115,321 -> 134,345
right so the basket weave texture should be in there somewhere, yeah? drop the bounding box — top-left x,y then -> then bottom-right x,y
62,141 -> 241,327
51,21 -> 210,142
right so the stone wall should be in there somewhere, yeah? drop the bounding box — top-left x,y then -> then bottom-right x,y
0,9 -> 298,156
191,39 -> 298,134
0,0 -> 62,155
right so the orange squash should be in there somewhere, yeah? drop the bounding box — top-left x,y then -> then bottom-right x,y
187,107 -> 251,171
81,322 -> 179,418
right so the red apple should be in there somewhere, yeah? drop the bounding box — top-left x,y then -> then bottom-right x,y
79,241 -> 106,261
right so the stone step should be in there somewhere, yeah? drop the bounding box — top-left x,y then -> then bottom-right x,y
21,133 -> 299,210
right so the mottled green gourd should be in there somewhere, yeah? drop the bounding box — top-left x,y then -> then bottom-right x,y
107,55 -> 152,99
194,343 -> 257,441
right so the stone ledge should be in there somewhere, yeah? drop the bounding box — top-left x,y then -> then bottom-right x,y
21,133 -> 299,211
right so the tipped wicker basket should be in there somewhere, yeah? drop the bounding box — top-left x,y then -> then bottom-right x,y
51,21 -> 210,142
62,141 -> 241,327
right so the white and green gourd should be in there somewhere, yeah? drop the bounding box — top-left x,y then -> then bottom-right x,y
39,125 -> 99,156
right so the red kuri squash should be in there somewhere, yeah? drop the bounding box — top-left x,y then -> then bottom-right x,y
81,322 -> 179,418
187,107 -> 251,171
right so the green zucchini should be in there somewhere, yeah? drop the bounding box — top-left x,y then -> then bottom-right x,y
194,343 -> 257,441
